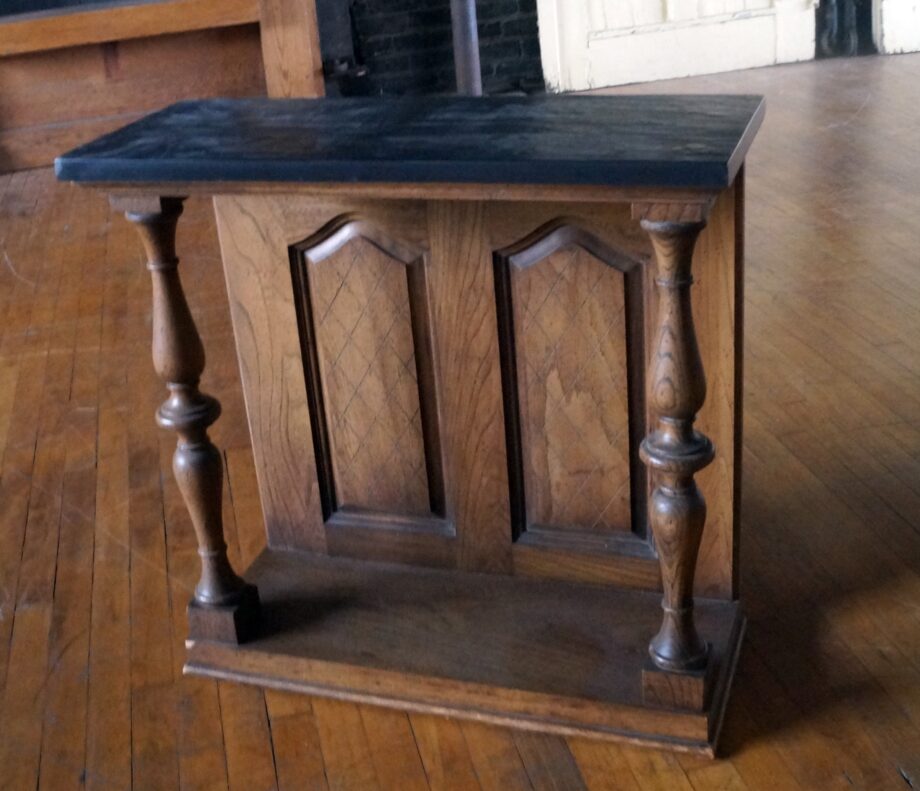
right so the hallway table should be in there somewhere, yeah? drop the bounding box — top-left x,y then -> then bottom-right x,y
56,94 -> 764,755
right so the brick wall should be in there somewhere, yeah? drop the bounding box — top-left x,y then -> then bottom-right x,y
351,0 -> 544,95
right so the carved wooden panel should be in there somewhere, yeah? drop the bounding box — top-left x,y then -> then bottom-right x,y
218,192 -> 739,596
495,222 -> 646,546
291,216 -> 445,524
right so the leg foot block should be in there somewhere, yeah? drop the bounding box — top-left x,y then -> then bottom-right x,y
188,584 -> 260,644
642,649 -> 714,711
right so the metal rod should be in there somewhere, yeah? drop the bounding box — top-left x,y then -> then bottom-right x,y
450,0 -> 483,96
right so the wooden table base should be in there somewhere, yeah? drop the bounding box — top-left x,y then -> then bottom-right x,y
184,550 -> 745,755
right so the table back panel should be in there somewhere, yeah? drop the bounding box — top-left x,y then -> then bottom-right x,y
215,186 -> 739,598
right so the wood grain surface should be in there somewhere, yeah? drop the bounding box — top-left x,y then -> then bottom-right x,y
502,229 -> 635,536
212,192 -> 737,590
0,26 -> 266,173
258,0 -> 325,98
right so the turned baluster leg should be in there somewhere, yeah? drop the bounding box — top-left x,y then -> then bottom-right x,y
123,196 -> 259,643
640,218 -> 714,675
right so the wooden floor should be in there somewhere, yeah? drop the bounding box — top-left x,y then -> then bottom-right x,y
1,52 -> 920,790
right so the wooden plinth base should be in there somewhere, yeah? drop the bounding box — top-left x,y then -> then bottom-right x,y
187,584 -> 261,645
184,550 -> 745,755
642,652 -> 715,712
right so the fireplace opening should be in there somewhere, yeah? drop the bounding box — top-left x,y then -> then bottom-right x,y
316,0 -> 544,96
816,0 -> 878,57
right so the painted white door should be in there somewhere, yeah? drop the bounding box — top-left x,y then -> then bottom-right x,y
874,0 -> 920,53
538,0 -> 817,91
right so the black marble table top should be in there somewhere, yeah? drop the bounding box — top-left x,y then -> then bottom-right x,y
55,95 -> 764,189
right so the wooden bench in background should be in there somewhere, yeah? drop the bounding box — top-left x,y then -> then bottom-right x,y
0,0 -> 324,172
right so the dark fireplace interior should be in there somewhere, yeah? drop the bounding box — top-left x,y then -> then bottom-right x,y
317,0 -> 544,95
816,0 -> 877,57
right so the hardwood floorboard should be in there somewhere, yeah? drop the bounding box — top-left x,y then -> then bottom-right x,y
460,722 -> 533,791
312,699 -> 380,791
409,715 -> 482,791
218,682 -> 279,791
512,733 -> 587,790
85,204 -> 134,791
265,693 -> 328,791
566,741 -> 642,791
1,53 -> 920,789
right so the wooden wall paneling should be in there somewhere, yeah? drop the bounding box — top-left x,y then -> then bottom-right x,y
0,0 -> 260,58
258,0 -> 326,97
0,26 -> 266,172
214,195 -> 327,553
0,0 -> 325,172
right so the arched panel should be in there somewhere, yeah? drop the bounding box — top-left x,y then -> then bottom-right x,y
494,220 -> 648,548
290,215 -> 445,526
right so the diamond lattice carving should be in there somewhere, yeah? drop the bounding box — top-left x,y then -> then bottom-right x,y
310,236 -> 430,516
513,244 -> 632,533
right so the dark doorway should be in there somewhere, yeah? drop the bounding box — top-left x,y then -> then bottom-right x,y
816,0 -> 877,57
